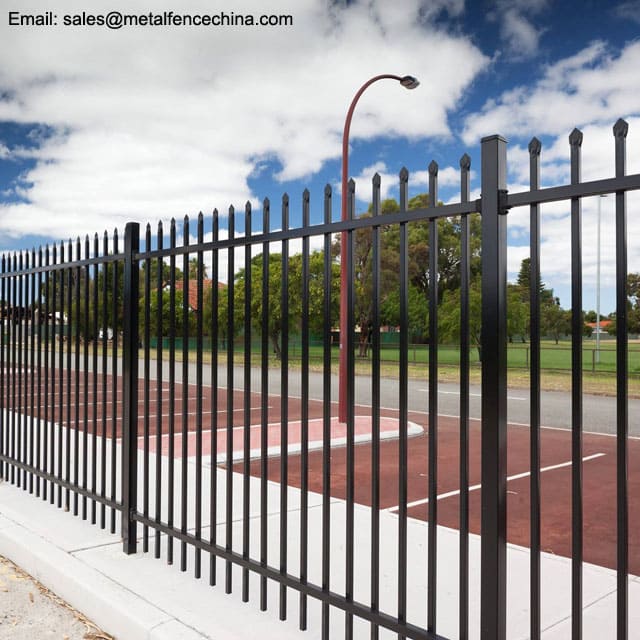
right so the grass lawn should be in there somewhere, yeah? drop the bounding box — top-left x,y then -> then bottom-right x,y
286,339 -> 640,376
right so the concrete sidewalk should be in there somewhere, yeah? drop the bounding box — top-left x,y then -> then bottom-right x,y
1,468 -> 638,639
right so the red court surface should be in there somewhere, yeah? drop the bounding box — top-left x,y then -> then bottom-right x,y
275,414 -> 640,575
3,369 -> 639,574
144,415 -> 423,461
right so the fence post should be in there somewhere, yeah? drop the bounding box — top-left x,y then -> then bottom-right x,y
480,135 -> 508,640
122,222 -> 140,554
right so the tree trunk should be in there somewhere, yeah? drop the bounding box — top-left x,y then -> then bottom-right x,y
270,332 -> 281,358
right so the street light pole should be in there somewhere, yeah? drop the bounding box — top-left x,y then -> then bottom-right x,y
338,74 -> 419,423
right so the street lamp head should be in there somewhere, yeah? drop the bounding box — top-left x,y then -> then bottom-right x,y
400,75 -> 420,89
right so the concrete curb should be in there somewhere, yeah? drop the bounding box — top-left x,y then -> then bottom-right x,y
0,512 -> 207,640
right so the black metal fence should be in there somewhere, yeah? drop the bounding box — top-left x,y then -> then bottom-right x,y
1,121 -> 639,640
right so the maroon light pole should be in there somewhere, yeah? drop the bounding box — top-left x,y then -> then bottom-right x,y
338,74 -> 420,423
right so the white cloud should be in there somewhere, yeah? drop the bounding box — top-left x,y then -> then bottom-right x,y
488,0 -> 550,60
0,0 -> 488,241
462,40 -> 640,144
463,37 -> 640,304
500,9 -> 541,58
615,0 -> 640,24
345,161 -> 477,207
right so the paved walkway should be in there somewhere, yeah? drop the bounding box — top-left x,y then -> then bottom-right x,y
2,461 -> 639,639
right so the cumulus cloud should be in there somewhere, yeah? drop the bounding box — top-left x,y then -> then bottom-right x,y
462,40 -> 640,144
0,0 -> 487,241
344,161 -> 476,206
614,0 -> 640,24
466,32 -> 640,306
488,0 -> 550,60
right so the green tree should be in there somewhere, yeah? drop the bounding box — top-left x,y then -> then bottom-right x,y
204,250 -> 340,357
516,257 -> 549,298
605,273 -> 640,336
438,280 -> 482,360
507,283 -> 528,343
64,261 -> 123,340
140,288 -> 195,339
541,299 -> 570,344
140,257 -> 183,287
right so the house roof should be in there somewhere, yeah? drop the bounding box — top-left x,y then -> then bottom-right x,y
173,279 -> 224,311
586,320 -> 612,328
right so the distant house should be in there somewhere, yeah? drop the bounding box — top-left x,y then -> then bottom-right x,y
585,320 -> 612,334
172,280 -> 225,312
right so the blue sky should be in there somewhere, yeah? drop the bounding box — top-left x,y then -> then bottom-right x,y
1,0 -> 640,313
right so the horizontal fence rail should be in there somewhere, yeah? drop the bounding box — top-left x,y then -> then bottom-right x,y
1,120 -> 639,640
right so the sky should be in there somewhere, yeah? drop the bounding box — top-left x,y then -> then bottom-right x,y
1,0 -> 640,314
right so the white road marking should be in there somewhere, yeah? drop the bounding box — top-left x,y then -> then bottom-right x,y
384,452 -> 606,514
418,389 -> 526,401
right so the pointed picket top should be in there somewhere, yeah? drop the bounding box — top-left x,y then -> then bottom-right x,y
263,197 -> 270,209
301,190 -> 310,228
528,137 -> 542,156
348,178 -> 356,193
324,183 -> 332,197
460,153 -> 471,170
428,160 -> 438,175
399,167 -> 409,183
212,208 -> 218,223
244,202 -> 252,236
569,127 -> 583,147
183,216 -> 190,247
198,211 -> 204,225
613,118 -> 629,138
372,172 -> 381,187
281,193 -> 289,231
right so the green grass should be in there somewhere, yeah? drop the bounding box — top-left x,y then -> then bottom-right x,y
284,339 -> 640,375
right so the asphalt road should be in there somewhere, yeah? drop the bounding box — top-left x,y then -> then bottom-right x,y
156,360 -> 640,438
4,344 -> 638,437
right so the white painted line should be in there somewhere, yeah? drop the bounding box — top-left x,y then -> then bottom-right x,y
418,389 -> 526,401
137,406 -> 269,423
378,405 -> 640,441
384,452 -> 606,514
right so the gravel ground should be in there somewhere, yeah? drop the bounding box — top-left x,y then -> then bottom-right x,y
0,555 -> 113,640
